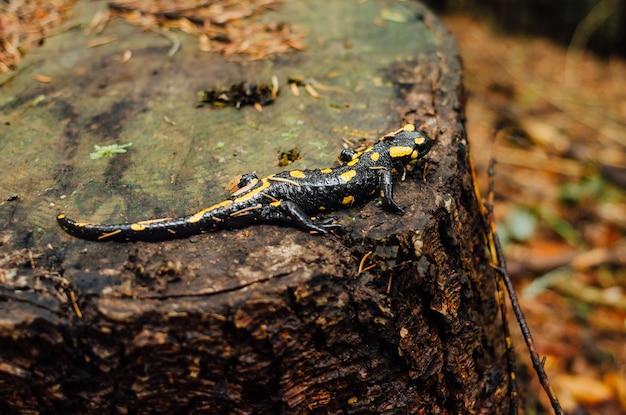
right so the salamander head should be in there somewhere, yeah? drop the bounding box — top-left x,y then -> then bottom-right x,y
380,124 -> 433,166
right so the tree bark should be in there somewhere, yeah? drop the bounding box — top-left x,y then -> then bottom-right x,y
0,1 -> 513,414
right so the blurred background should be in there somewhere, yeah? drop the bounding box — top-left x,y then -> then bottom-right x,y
431,3 -> 626,414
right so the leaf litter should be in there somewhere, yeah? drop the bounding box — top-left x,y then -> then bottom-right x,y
443,13 -> 626,415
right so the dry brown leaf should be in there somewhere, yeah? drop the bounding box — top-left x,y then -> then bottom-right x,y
0,0 -> 76,71
33,74 -> 52,83
86,35 -> 118,48
605,372 -> 626,412
108,0 -> 305,60
555,373 -> 614,406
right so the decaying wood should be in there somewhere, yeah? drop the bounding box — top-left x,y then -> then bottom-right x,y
0,1 -> 514,413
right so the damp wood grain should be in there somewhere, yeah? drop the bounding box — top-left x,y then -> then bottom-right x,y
0,1 -> 514,413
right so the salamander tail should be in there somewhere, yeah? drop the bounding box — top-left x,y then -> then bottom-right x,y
56,213 -> 197,242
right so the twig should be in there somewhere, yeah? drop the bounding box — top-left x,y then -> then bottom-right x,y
565,0 -> 621,84
470,154 -> 519,415
495,257 -> 519,415
486,158 -> 564,415
357,251 -> 376,274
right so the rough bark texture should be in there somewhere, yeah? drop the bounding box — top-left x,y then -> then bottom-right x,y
0,1 -> 512,414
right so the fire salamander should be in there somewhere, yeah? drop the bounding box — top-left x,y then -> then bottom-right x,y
57,124 -> 432,242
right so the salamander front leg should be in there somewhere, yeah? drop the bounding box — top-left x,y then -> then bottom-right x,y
378,170 -> 405,214
277,201 -> 341,233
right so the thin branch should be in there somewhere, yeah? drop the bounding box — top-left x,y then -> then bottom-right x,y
486,158 -> 564,415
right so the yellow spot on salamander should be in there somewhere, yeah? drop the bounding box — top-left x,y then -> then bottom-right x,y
342,195 -> 355,205
320,168 -> 333,173
370,152 -> 380,162
57,214 -> 65,220
414,136 -> 425,145
347,158 -> 359,166
189,200 -> 234,223
289,170 -> 306,179
403,123 -> 416,132
389,146 -> 413,158
270,201 -> 281,207
130,223 -> 145,231
340,170 -> 357,182
319,206 -> 326,211
411,150 -> 418,159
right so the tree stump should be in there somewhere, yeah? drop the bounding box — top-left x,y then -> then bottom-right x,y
0,1 -> 513,413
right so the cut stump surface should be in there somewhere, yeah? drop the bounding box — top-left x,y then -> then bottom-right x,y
0,1 -> 513,413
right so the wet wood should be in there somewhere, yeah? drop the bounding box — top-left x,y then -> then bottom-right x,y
0,1 -> 513,413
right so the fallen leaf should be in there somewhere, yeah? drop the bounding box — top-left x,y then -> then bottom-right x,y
555,373 -> 614,406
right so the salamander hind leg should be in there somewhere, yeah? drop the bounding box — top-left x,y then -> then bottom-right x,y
271,201 -> 341,233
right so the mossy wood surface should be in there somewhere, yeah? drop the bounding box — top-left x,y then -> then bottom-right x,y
0,1 -> 512,413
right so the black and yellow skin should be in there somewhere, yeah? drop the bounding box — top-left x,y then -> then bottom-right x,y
57,124 -> 432,242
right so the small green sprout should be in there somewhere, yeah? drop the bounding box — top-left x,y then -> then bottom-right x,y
31,95 -> 46,106
89,142 -> 133,160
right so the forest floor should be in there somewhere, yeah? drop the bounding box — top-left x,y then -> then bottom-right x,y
2,2 -> 625,414
442,13 -> 626,415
